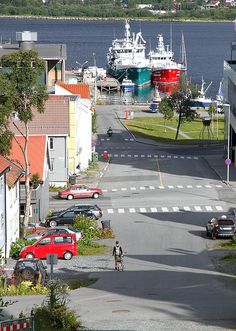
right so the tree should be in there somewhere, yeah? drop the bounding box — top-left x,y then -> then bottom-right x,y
158,97 -> 174,132
169,89 -> 197,140
0,50 -> 48,232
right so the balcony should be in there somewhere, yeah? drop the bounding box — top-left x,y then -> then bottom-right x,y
19,185 -> 40,202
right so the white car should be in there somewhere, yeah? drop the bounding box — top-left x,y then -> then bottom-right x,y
24,226 -> 83,242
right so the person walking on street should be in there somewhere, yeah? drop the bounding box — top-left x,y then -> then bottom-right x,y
112,241 -> 123,270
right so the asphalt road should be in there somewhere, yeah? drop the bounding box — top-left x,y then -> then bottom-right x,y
4,105 -> 236,331
73,105 -> 236,330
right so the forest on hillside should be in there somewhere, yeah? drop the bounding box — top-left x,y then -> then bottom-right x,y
0,0 -> 235,20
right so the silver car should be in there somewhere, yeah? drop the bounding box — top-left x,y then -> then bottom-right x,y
24,226 -> 83,242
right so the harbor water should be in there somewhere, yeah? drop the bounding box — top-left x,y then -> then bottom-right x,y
0,18 -> 235,101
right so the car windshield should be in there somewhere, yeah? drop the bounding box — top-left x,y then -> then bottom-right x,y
218,219 -> 234,225
16,261 -> 36,270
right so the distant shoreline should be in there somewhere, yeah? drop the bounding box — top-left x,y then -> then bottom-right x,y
0,15 -> 232,23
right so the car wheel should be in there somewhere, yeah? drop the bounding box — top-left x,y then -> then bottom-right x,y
25,253 -> 35,259
93,193 -> 99,199
21,267 -> 35,282
64,251 -> 73,260
67,194 -> 74,200
49,220 -> 57,227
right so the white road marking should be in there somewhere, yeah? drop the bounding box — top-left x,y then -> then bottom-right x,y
168,185 -> 174,189
205,185 -> 212,188
121,154 -> 125,157
162,207 -> 169,212
134,155 -> 138,157
141,155 -> 145,157
104,205 -> 224,214
184,206 -> 191,211
151,207 -> 157,212
196,185 -> 202,188
102,189 -> 108,192
114,154 -> 118,157
140,208 -> 147,213
159,186 -> 165,189
216,185 -> 223,188
187,185 -> 193,188
111,189 -> 117,192
177,185 -> 183,188
140,186 -> 146,190
130,187 -> 136,190
174,156 -> 178,159
127,155 -> 132,157
172,207 -> 180,212
121,188 -> 127,191
150,186 -> 155,189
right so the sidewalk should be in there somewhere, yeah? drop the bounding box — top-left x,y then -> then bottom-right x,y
74,159 -> 110,187
203,155 -> 236,189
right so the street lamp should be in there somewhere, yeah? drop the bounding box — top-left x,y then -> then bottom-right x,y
223,103 -> 231,184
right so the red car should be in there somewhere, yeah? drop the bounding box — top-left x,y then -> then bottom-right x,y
58,184 -> 103,200
19,233 -> 78,260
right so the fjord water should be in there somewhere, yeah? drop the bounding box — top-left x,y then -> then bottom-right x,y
0,18 -> 234,98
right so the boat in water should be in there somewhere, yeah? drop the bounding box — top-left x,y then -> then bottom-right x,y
190,78 -> 214,110
149,34 -> 184,85
149,87 -> 162,112
106,20 -> 151,88
121,77 -> 135,92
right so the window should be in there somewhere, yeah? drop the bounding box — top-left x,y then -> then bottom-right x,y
62,211 -> 75,218
49,137 -> 54,150
54,236 -> 72,244
37,237 -> 51,246
49,158 -> 54,172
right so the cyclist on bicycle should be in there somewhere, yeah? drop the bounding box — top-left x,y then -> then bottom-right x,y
112,241 -> 123,270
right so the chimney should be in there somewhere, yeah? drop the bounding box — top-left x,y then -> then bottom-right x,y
16,31 -> 37,51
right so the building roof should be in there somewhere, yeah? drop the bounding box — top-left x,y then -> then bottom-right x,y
9,136 -> 47,182
9,95 -> 70,135
56,81 -> 90,99
0,43 -> 67,61
0,155 -> 11,176
0,155 -> 23,187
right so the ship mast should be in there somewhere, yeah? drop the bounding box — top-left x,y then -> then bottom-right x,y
179,32 -> 187,74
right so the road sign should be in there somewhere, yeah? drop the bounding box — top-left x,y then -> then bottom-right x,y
225,158 -> 231,166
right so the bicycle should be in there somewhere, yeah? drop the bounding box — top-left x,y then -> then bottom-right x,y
117,254 -> 124,272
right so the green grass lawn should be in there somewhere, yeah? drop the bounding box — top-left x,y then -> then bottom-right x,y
125,116 -> 225,144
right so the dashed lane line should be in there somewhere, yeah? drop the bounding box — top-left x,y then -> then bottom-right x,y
101,184 -> 223,193
99,153 -> 199,160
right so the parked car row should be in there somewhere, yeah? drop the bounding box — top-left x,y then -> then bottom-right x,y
19,204 -> 103,264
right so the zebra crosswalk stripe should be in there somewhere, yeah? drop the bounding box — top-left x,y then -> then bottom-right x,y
104,205 -> 224,214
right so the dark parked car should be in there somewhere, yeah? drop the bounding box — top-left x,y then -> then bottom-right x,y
12,258 -> 48,286
58,184 -> 103,200
51,204 -> 103,220
206,215 -> 236,239
45,209 -> 95,227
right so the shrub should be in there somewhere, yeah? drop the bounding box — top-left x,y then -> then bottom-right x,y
9,238 -> 36,259
73,215 -> 98,235
0,281 -> 48,296
32,279 -> 80,331
97,228 -> 115,239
